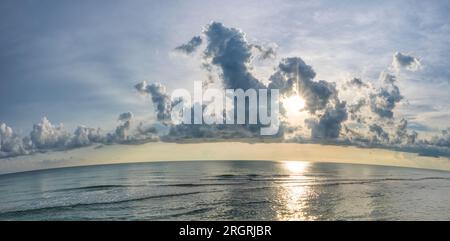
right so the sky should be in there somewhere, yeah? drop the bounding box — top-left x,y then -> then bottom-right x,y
1,0 -> 450,160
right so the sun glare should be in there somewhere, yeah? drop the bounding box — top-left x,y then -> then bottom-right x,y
282,161 -> 309,173
282,95 -> 306,114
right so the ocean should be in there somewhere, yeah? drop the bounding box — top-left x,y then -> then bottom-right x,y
0,160 -> 450,220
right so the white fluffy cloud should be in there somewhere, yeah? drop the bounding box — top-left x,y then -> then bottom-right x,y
0,123 -> 29,158
30,117 -> 71,149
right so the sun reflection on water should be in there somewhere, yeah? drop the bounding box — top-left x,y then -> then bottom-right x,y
275,161 -> 318,221
283,161 -> 309,173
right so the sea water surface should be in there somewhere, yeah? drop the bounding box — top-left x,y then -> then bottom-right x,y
1,160 -> 450,220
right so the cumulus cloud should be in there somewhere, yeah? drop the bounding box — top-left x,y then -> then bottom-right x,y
175,36 -> 203,54
346,78 -> 368,89
174,23 -> 346,140
118,112 -> 133,121
108,112 -> 160,143
202,22 -> 265,90
30,117 -> 71,149
269,57 -> 338,114
0,123 -> 13,142
113,119 -> 132,142
369,123 -> 390,143
0,114 -> 160,158
348,98 -> 367,123
429,128 -> 450,147
0,123 -> 29,157
70,126 -> 104,148
392,52 -> 421,71
266,57 -> 347,138
369,73 -> 403,119
397,120 -> 418,144
135,81 -> 172,122
306,100 -> 348,139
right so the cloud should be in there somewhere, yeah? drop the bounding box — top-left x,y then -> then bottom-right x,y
348,98 -> 367,123
369,123 -> 390,143
429,128 -> 450,147
394,119 -> 418,144
346,78 -> 368,89
135,81 -> 172,122
69,126 -> 104,148
109,112 -> 160,144
0,123 -> 29,157
1,22 -> 449,160
252,44 -> 277,60
174,36 -> 203,54
269,57 -> 339,114
306,100 -> 348,139
392,52 -> 421,71
118,112 -> 133,121
30,117 -> 71,149
369,72 -> 403,119
202,22 -> 265,90
174,23 -> 348,140
113,119 -> 132,141
267,56 -> 348,139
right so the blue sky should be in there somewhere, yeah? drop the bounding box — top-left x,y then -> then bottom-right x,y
1,0 -> 450,135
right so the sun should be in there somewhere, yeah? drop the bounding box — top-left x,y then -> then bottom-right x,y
282,95 -> 306,114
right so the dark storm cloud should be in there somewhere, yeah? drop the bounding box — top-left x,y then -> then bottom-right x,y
267,71 -> 295,96
203,22 -> 265,90
306,100 -> 348,139
175,36 -> 203,54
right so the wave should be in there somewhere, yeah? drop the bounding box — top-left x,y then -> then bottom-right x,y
152,207 -> 215,219
48,184 -> 146,193
161,182 -> 246,187
275,176 -> 450,185
212,173 -> 264,178
207,173 -> 450,184
0,191 -> 220,217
